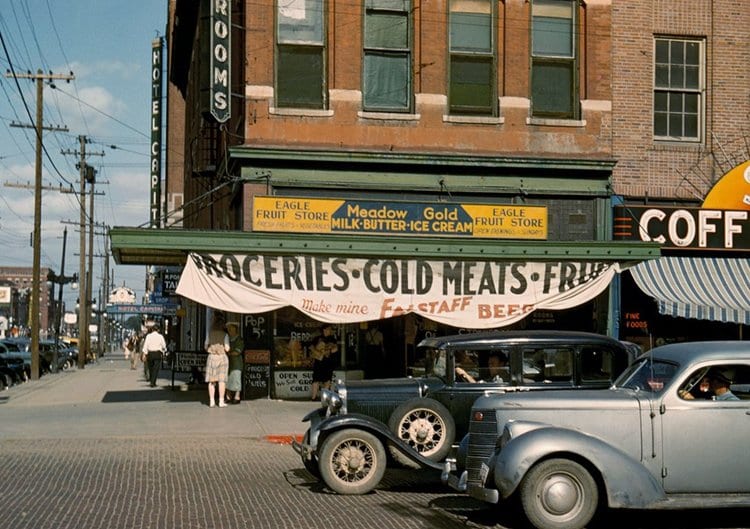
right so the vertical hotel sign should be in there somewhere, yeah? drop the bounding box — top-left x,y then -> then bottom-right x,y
210,0 -> 231,122
150,37 -> 163,228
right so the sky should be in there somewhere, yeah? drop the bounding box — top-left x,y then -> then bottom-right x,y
0,1 -> 167,308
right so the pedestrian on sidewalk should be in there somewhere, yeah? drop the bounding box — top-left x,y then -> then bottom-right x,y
205,316 -> 229,408
141,323 -> 167,388
225,321 -> 244,404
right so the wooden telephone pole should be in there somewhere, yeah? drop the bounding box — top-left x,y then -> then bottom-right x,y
6,69 -> 74,379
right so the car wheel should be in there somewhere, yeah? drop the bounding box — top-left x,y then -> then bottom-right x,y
301,428 -> 321,479
519,458 -> 599,529
318,428 -> 386,495
387,397 -> 455,467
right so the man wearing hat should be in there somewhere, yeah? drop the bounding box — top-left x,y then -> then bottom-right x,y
141,322 -> 167,388
707,367 -> 739,401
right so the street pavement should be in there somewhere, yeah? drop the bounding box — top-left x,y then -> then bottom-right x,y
0,350 -> 319,441
2,351 -> 749,529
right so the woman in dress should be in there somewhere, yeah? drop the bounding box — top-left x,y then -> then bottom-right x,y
225,322 -> 244,404
204,317 -> 229,408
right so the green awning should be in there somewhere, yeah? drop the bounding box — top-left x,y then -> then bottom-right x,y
109,227 -> 660,267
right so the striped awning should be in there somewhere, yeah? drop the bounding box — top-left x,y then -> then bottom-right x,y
630,257 -> 750,325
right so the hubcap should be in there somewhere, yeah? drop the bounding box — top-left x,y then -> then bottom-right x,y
331,440 -> 373,482
539,473 -> 582,518
399,409 -> 444,455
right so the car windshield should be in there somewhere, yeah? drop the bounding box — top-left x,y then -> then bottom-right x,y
614,357 -> 679,393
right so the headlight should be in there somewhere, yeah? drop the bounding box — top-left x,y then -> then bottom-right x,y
320,389 -> 343,415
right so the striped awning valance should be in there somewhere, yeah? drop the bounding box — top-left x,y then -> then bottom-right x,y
630,257 -> 750,326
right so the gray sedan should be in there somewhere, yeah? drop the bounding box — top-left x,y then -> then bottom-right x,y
445,341 -> 750,529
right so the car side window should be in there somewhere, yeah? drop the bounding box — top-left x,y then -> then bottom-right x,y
580,347 -> 615,382
679,364 -> 750,401
522,347 -> 573,383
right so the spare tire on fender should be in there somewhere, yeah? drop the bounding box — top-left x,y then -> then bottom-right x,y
387,397 -> 455,467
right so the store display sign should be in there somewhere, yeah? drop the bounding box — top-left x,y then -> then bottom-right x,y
176,252 -> 624,329
253,196 -> 547,239
615,205 -> 750,251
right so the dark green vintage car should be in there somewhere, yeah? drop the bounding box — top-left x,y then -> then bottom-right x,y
293,330 -> 637,494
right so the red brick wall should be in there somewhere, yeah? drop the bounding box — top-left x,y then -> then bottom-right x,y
612,0 -> 750,201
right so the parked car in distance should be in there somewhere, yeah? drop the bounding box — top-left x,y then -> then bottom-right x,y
0,342 -> 28,388
293,330 -> 637,495
444,340 -> 750,529
1,338 -> 52,375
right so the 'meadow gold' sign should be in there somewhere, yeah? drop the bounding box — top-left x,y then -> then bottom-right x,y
252,197 -> 548,240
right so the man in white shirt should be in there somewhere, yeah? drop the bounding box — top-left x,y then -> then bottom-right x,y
141,323 -> 167,387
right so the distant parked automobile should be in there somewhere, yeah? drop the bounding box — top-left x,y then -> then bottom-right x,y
444,340 -> 750,529
0,341 -> 28,388
1,338 -> 52,375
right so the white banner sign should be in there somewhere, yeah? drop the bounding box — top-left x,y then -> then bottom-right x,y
176,253 -> 626,329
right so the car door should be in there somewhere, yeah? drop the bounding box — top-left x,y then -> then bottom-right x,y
660,363 -> 750,493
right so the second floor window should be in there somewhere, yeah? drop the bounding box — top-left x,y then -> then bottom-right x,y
449,0 -> 495,115
363,0 -> 412,112
276,0 -> 326,109
654,37 -> 703,142
530,0 -> 577,119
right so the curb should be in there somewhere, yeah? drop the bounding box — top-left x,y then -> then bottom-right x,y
264,434 -> 304,445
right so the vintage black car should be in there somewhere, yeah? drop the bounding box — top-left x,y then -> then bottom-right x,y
293,330 -> 637,495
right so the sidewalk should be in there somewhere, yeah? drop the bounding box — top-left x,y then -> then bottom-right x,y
0,350 -> 319,441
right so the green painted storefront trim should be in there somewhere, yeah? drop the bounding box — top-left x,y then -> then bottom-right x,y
231,147 -> 616,196
110,227 -> 660,266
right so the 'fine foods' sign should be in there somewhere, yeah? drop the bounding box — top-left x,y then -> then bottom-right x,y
253,197 -> 548,239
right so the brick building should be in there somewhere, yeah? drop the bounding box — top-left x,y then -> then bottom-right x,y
112,0 -> 661,395
611,1 -> 750,347
0,266 -> 55,338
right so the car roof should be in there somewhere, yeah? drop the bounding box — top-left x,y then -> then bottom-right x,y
643,341 -> 750,365
417,330 -> 626,349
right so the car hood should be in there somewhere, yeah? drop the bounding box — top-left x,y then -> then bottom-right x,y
343,376 -> 444,396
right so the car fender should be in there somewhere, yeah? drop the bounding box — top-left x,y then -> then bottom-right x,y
494,424 -> 666,509
316,413 -> 443,470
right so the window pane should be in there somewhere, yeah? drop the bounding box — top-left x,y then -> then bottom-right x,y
532,0 -> 573,57
655,65 -> 669,87
685,41 -> 700,65
670,40 -> 684,63
450,0 -> 491,52
363,53 -> 409,109
654,91 -> 668,111
684,114 -> 698,138
684,93 -> 698,113
277,46 -> 324,108
685,65 -> 699,89
655,39 -> 668,64
654,112 -> 667,136
531,61 -> 573,117
365,13 -> 408,48
366,0 -> 408,10
450,56 -> 493,113
278,0 -> 324,44
669,92 -> 682,112
670,64 -> 684,88
669,113 -> 682,136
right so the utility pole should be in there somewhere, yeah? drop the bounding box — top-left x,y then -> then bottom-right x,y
6,69 -> 73,380
62,136 -> 103,368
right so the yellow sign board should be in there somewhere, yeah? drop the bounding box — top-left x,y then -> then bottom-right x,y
253,197 -> 547,239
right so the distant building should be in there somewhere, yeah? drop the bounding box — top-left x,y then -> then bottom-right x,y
0,266 -> 55,337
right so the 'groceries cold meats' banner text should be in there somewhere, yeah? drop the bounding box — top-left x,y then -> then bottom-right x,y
176,253 -> 625,328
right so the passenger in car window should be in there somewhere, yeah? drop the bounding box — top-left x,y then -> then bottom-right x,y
455,350 -> 478,383
706,368 -> 739,401
486,352 -> 508,382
